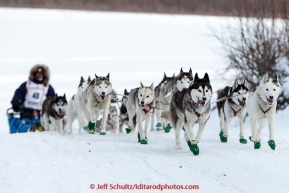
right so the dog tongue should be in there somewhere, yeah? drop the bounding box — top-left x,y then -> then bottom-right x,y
197,100 -> 205,106
267,99 -> 274,104
239,101 -> 245,106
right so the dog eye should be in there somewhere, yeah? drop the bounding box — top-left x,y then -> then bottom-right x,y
146,96 -> 149,98
99,86 -> 101,88
206,90 -> 208,92
266,89 -> 269,91
198,90 -> 201,92
273,89 -> 276,91
105,86 -> 107,88
181,81 -> 183,83
238,92 -> 240,94
140,94 -> 142,97
187,82 -> 190,83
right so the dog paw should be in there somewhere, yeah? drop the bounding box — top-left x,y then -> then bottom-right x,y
190,144 -> 199,156
254,141 -> 261,149
175,145 -> 181,150
239,138 -> 247,144
219,131 -> 228,143
268,140 -> 276,150
140,139 -> 148,145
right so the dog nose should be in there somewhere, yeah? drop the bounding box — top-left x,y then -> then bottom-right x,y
141,101 -> 144,105
269,96 -> 273,99
59,108 -> 61,112
242,97 -> 246,101
102,92 -> 105,95
202,97 -> 206,101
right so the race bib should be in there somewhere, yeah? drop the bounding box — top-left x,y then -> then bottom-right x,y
24,81 -> 49,110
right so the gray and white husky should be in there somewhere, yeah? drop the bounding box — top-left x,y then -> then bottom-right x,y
119,89 -> 136,133
41,94 -> 68,135
66,76 -> 91,134
126,82 -> 155,144
217,79 -> 249,144
95,105 -> 120,133
84,73 -> 112,135
247,73 -> 281,150
166,73 -> 212,155
160,68 -> 193,132
153,73 -> 175,131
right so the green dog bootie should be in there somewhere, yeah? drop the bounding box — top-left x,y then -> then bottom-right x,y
254,141 -> 261,149
87,121 -> 95,134
249,136 -> 253,142
164,123 -> 172,133
268,140 -> 276,150
187,141 -> 192,148
219,131 -> 228,143
125,128 -> 132,134
156,122 -> 163,131
99,131 -> 106,135
190,141 -> 199,156
239,137 -> 247,144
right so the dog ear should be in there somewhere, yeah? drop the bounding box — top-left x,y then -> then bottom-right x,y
244,79 -> 249,88
164,72 -> 167,79
180,68 -> 183,74
95,74 -> 99,81
194,73 -> 199,84
233,79 -> 238,89
106,73 -> 110,81
204,73 -> 210,81
88,76 -> 91,82
140,82 -> 144,88
273,73 -> 279,83
55,93 -> 58,98
80,76 -> 84,83
189,68 -> 192,76
124,89 -> 128,95
63,94 -> 66,99
262,73 -> 269,84
172,73 -> 175,78
150,83 -> 154,91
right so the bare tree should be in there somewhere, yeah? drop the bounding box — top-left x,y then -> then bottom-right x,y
212,0 -> 289,110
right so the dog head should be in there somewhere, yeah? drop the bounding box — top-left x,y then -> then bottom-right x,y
52,94 -> 68,116
258,73 -> 281,106
138,82 -> 154,108
160,72 -> 175,92
189,73 -> 212,107
78,76 -> 91,94
121,89 -> 129,105
176,68 -> 193,91
108,105 -> 118,122
229,79 -> 249,107
92,73 -> 112,100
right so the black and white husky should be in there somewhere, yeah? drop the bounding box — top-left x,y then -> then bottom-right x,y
217,79 -> 249,144
83,74 -> 112,135
126,82 -> 155,144
247,73 -> 281,150
166,73 -> 212,155
66,76 -> 91,134
41,94 -> 68,135
119,89 -> 136,133
95,105 -> 120,133
160,68 -> 193,132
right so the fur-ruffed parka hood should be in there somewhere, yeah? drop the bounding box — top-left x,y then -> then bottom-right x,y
29,64 -> 50,86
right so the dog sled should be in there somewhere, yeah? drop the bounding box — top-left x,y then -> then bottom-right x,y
7,107 -> 42,134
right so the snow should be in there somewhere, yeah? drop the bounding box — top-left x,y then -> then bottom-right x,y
0,8 -> 289,193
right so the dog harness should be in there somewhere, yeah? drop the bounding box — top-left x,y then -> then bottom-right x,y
228,99 -> 242,116
188,96 -> 201,117
24,80 -> 49,110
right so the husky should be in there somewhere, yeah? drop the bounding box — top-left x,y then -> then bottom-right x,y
247,73 -> 281,150
41,94 -> 68,135
217,79 -> 249,144
153,73 -> 175,131
126,82 -> 155,144
95,105 -> 120,133
160,68 -> 193,132
119,89 -> 136,133
164,73 -> 212,155
83,73 -> 112,135
66,76 -> 91,134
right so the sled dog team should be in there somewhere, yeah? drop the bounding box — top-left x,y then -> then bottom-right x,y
40,68 -> 281,155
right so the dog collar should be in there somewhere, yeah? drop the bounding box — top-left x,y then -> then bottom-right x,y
257,93 -> 272,114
